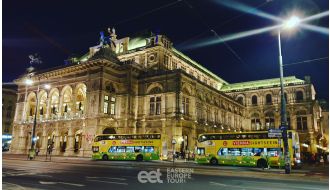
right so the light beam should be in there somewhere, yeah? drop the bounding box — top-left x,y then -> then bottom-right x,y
215,0 -> 281,22
300,23 -> 329,35
180,25 -> 281,50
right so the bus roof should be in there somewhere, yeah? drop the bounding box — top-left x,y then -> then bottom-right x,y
199,130 -> 297,136
95,133 -> 161,137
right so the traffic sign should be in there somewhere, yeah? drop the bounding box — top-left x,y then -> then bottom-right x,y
268,129 -> 282,138
268,133 -> 282,138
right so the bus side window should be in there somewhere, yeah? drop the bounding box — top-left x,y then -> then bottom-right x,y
253,148 -> 263,156
218,148 -> 228,156
126,146 -> 134,153
135,146 -> 143,153
117,146 -> 126,153
197,148 -> 205,155
109,146 -> 117,153
144,146 -> 154,153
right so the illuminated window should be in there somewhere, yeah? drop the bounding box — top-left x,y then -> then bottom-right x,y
251,113 -> 260,130
182,97 -> 189,116
296,110 -> 307,130
104,95 -> 109,114
150,96 -> 161,115
110,97 -> 116,115
265,112 -> 275,129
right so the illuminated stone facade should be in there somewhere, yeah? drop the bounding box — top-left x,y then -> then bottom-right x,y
2,86 -> 17,137
222,76 -> 325,153
11,32 -> 325,157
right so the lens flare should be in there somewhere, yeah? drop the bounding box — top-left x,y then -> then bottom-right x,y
300,23 -> 329,35
215,0 -> 281,22
180,25 -> 281,50
283,16 -> 300,29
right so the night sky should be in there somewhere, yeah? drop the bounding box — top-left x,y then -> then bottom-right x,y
3,0 -> 329,99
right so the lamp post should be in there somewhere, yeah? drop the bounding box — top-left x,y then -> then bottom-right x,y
27,76 -> 50,160
278,16 -> 300,174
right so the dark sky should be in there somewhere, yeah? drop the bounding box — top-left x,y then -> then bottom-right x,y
3,0 -> 329,99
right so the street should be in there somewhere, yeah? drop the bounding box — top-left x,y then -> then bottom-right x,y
2,154 -> 329,190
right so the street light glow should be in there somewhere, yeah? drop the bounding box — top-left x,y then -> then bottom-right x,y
283,16 -> 300,29
25,79 -> 33,85
44,84 -> 51,89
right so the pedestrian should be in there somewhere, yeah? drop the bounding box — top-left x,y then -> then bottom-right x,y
322,152 -> 328,163
36,148 -> 39,156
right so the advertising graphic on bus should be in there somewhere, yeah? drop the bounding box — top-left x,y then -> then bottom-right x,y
92,133 -> 162,161
195,130 -> 301,168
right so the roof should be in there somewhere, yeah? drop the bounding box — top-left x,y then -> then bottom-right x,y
220,76 -> 305,92
171,48 -> 228,85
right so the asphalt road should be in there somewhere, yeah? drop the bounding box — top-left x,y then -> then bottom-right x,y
3,157 -> 329,190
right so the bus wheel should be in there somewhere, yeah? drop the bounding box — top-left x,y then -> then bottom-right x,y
102,154 -> 109,161
257,159 -> 267,169
210,158 -> 218,165
136,154 -> 143,161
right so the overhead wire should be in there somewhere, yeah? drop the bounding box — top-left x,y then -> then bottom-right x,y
283,57 -> 328,67
177,0 -> 271,46
181,0 -> 272,78
114,0 -> 183,26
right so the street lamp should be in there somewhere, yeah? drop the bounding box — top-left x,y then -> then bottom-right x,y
27,77 -> 50,160
278,15 -> 300,174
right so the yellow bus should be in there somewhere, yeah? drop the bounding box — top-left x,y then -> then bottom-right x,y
92,133 -> 161,161
195,130 -> 301,168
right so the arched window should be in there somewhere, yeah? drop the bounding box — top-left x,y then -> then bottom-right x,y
251,113 -> 261,131
295,91 -> 304,102
237,97 -> 244,105
251,95 -> 258,106
265,94 -> 272,105
103,127 -> 116,134
296,110 -> 307,131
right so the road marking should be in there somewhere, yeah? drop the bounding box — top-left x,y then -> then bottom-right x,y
209,181 -> 282,190
59,182 -> 85,187
230,180 -> 326,190
3,182 -> 26,190
86,176 -> 127,180
87,179 -> 128,185
209,181 -> 227,186
39,181 -> 85,187
40,181 -> 57,185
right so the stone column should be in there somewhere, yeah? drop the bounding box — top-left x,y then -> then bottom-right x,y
40,125 -> 48,155
58,94 -> 63,119
64,125 -> 74,156
18,126 -> 28,154
53,124 -> 61,155
72,92 -> 77,117
45,97 -> 51,120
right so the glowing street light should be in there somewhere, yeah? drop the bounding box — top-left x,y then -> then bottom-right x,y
44,84 -> 51,89
277,15 -> 300,174
25,78 -> 33,85
283,16 -> 301,29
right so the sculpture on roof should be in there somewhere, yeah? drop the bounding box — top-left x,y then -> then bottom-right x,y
99,27 -> 117,48
29,53 -> 42,65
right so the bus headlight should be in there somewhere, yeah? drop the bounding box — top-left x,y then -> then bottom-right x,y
92,146 -> 99,152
